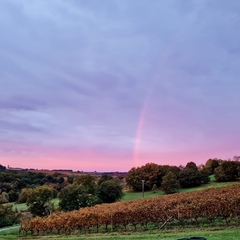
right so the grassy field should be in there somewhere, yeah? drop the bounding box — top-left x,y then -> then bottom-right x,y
1,226 -> 240,240
13,198 -> 60,212
122,189 -> 164,201
123,176 -> 240,201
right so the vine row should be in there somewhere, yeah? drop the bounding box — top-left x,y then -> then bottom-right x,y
19,184 -> 240,236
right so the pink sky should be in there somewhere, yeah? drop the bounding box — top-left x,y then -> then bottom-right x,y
1,140 -> 238,172
0,1 -> 239,171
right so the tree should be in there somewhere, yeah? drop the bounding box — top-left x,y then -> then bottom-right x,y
126,163 -> 165,191
0,164 -> 6,172
17,188 -> 31,203
58,184 -> 99,212
232,156 -> 240,179
233,155 -> 240,162
26,185 -> 55,217
0,204 -> 17,227
126,163 -> 182,192
98,175 -> 113,186
178,168 -> 202,188
161,171 -> 180,194
199,167 -> 211,184
73,174 -> 97,194
125,167 -> 145,191
59,174 -> 100,212
0,192 -> 8,204
185,162 -> 198,171
205,158 -> 221,174
214,161 -> 238,182
97,179 -> 124,203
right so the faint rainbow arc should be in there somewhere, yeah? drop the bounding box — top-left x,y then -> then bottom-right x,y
133,88 -> 153,168
133,2 -> 205,168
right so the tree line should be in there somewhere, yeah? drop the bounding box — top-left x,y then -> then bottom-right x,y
0,168 -> 72,203
1,173 -> 124,218
126,157 -> 240,194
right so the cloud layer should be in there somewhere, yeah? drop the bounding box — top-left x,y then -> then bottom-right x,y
0,0 -> 240,171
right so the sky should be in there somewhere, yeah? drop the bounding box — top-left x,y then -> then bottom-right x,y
0,0 -> 240,172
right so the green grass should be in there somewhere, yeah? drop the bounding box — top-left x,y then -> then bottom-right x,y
12,202 -> 27,211
12,198 -> 60,212
123,176 -> 240,201
1,226 -> 240,240
178,181 -> 240,193
123,189 -> 164,201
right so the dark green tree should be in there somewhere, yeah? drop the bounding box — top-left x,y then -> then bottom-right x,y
126,163 -> 182,192
126,163 -> 164,191
205,158 -> 221,174
0,204 -> 17,227
161,171 -> 180,194
97,179 -> 124,203
73,174 -> 97,194
214,161 -> 238,182
26,185 -> 55,217
0,192 -> 8,204
97,175 -> 113,186
178,168 -> 202,188
0,164 -> 6,172
17,188 -> 31,203
125,167 -> 145,191
58,184 -> 99,212
185,162 -> 198,171
199,167 -> 211,184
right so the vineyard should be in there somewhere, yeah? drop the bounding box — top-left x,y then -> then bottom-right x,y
19,184 -> 240,236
